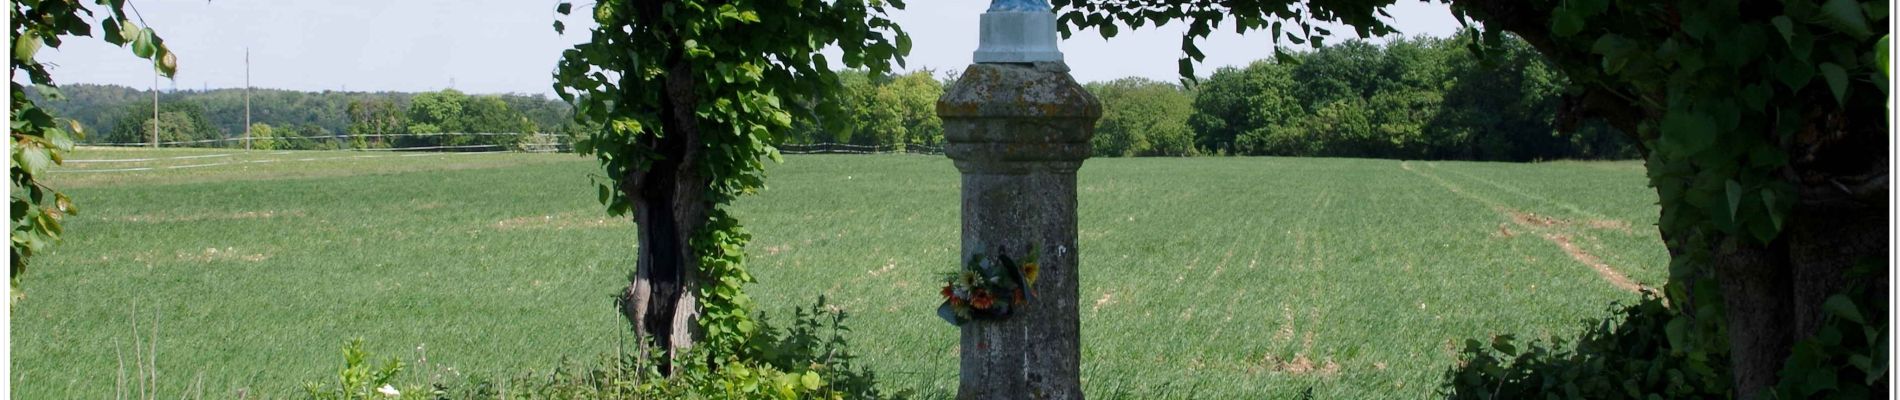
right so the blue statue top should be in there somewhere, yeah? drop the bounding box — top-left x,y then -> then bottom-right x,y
988,0 -> 1050,12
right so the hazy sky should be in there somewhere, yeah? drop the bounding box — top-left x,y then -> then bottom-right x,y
32,0 -> 1464,96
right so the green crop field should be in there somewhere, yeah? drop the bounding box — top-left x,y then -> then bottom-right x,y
14,147 -> 1667,398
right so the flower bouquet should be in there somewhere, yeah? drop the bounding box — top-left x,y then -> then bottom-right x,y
937,243 -> 1040,326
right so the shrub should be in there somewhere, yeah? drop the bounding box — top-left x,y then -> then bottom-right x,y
304,297 -> 899,400
1439,295 -> 1730,399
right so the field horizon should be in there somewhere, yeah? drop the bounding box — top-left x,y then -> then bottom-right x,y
15,148 -> 1667,398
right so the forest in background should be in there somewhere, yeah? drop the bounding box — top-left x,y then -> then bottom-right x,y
792,33 -> 1634,161
32,34 -> 1634,160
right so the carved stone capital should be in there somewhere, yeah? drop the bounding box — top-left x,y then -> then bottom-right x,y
938,62 -> 1100,175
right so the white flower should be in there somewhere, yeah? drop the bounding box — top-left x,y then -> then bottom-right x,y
376,384 -> 400,397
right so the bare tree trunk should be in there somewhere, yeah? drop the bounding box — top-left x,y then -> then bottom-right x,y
615,48 -> 710,374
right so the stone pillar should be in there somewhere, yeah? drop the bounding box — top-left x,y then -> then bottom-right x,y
938,59 -> 1099,398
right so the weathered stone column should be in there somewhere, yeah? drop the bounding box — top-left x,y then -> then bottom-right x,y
938,56 -> 1100,400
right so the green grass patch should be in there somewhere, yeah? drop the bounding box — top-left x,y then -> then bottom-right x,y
15,148 -> 1664,398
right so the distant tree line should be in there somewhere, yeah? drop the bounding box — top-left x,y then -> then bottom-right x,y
787,34 -> 1634,161
37,34 -> 1632,160
30,85 -> 586,150
785,69 -> 946,150
1188,33 -> 1633,160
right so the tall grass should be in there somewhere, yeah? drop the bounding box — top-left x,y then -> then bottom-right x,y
17,149 -> 1664,398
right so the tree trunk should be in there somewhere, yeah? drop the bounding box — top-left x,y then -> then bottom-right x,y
615,52 -> 710,374
1713,238 -> 1794,398
1715,183 -> 1886,399
1444,1 -> 1888,397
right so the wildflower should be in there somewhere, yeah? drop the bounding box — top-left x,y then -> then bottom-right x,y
1021,261 -> 1039,294
376,384 -> 400,397
971,290 -> 994,310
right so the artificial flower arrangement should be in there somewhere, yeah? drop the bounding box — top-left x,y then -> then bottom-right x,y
937,243 -> 1040,326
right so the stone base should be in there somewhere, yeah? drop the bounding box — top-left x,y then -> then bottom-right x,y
973,11 -> 1063,63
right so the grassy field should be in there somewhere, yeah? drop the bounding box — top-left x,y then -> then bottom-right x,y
14,147 -> 1667,398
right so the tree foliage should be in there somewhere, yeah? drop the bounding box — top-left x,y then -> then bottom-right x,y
248,122 -> 278,150
551,0 -> 908,371
1087,77 -> 1197,156
30,85 -> 579,147
101,99 -> 214,145
1058,0 -> 1887,396
784,69 -> 946,148
346,98 -> 404,149
1193,34 -> 1633,160
11,0 -> 177,297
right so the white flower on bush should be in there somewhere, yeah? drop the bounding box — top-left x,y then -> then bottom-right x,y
376,384 -> 400,397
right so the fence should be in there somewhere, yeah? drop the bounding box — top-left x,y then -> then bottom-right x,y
82,133 -> 937,155
55,134 -> 936,175
776,142 -> 942,155
83,132 -> 570,151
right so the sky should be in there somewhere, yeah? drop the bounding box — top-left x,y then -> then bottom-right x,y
32,0 -> 1465,97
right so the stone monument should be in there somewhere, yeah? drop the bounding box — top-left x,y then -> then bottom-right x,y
938,0 -> 1099,398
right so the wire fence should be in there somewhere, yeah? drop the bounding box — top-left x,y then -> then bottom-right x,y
82,132 -> 936,155
55,132 -> 935,175
82,132 -> 564,148
55,150 -> 520,173
776,142 -> 942,155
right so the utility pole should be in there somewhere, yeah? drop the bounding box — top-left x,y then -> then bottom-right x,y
245,48 -> 252,150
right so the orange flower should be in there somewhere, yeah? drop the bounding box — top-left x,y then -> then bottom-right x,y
971,290 -> 995,310
941,284 -> 955,299
1011,289 -> 1025,305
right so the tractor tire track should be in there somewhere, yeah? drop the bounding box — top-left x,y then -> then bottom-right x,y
1401,161 -> 1647,294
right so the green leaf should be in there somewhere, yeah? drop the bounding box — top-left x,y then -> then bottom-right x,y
1819,62 -> 1848,105
102,17 -> 124,45
1665,317 -> 1689,351
119,19 -> 140,43
1273,48 -> 1300,65
1725,180 -> 1743,221
799,371 -> 823,390
1183,40 -> 1204,61
1821,0 -> 1873,38
1490,336 -> 1516,354
131,28 -> 156,58
1805,368 -> 1839,395
555,2 -> 571,15
1659,112 -> 1716,155
1822,295 -> 1866,324
14,32 -> 42,62
1776,58 -> 1815,91
45,125 -> 73,150
1552,9 -> 1584,37
1879,35 -> 1891,76
16,144 -> 53,177
1771,16 -> 1795,43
